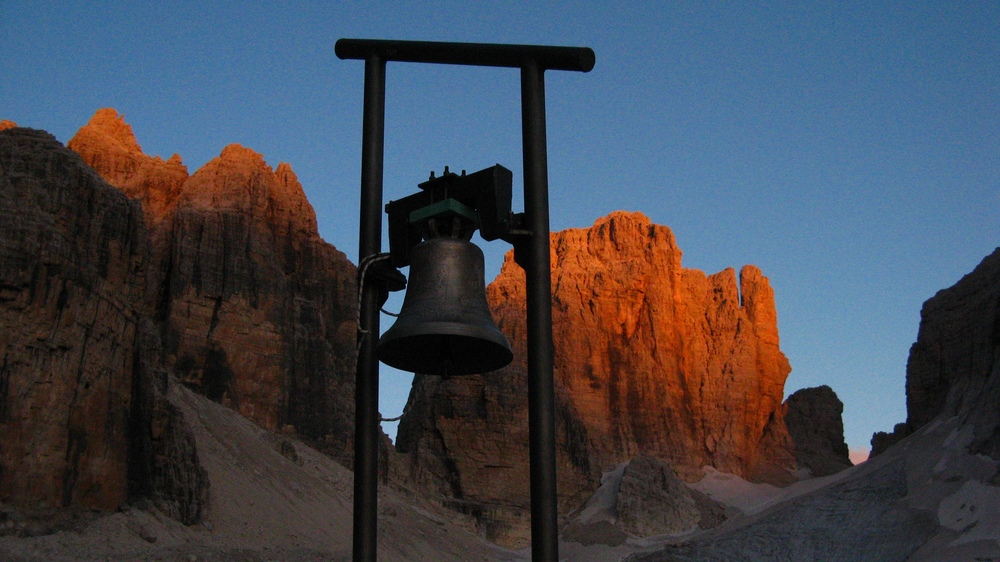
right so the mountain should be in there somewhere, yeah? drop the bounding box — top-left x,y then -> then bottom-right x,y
904,248 -> 1000,456
0,126 -> 206,520
394,211 -> 804,545
1,111 -> 859,557
0,109 -> 359,522
68,109 -> 359,463
628,247 -> 1000,562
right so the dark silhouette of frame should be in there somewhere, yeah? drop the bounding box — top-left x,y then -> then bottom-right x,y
336,38 -> 594,562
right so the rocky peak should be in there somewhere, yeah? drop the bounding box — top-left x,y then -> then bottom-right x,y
68,108 -> 188,222
65,110 -> 357,460
72,113 -> 358,458
784,385 -> 852,476
2,112 -> 361,525
176,144 -> 319,241
396,210 -> 797,545
80,107 -> 144,154
0,120 -> 17,131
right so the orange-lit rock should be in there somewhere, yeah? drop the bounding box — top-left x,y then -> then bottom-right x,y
68,108 -> 188,222
2,110 -> 356,522
159,143 -> 357,449
0,119 -> 17,131
396,211 -> 796,544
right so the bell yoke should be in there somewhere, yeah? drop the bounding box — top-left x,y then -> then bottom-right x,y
377,165 -> 515,376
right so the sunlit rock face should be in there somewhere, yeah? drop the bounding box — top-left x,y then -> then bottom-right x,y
158,143 -> 357,444
69,110 -> 359,462
784,385 -> 852,476
904,247 -> 1000,459
396,211 -> 796,544
68,108 -> 188,223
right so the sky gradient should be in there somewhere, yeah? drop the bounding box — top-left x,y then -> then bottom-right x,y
3,1 -> 998,456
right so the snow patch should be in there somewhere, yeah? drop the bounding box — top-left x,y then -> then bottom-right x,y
938,480 -> 1000,546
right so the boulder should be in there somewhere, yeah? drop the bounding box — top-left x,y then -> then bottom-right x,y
616,454 -> 700,537
784,385 -> 852,476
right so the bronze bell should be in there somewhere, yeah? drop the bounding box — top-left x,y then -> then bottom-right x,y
377,237 -> 513,376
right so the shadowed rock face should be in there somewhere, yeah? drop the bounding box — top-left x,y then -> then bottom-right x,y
396,211 -> 797,544
0,127 -> 205,517
784,385 -> 852,476
0,109 -> 358,518
903,248 -> 1000,459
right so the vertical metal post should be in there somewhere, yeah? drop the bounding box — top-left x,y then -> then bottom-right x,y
354,55 -> 386,562
520,61 -> 559,562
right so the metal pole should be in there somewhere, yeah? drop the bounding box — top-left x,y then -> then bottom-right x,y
520,60 -> 559,562
354,54 -> 386,562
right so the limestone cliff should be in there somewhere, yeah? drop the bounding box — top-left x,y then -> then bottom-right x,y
0,109 -> 359,521
67,109 -> 359,461
890,248 -> 1000,459
0,127 -> 206,518
156,143 -> 357,454
395,211 -> 796,544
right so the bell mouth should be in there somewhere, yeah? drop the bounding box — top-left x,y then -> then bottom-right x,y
377,325 -> 513,377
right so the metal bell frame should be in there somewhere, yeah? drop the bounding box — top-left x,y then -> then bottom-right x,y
336,39 -> 595,562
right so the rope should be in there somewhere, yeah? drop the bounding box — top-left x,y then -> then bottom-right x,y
356,252 -> 393,352
356,251 -> 408,424
380,400 -> 410,423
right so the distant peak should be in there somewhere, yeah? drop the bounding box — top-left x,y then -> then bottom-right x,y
0,119 -> 17,131
79,108 -> 143,155
275,162 -> 298,187
217,143 -> 271,169
598,210 -> 651,225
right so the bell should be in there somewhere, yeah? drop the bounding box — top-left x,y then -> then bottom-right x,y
377,237 -> 513,376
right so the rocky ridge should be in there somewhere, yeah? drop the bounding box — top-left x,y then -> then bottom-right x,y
871,248 -> 1000,459
633,247 -> 1000,561
903,248 -> 1000,458
67,108 -> 188,222
1,111 -> 855,553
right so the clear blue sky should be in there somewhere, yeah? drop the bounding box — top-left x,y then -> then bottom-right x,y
3,2 -> 998,456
